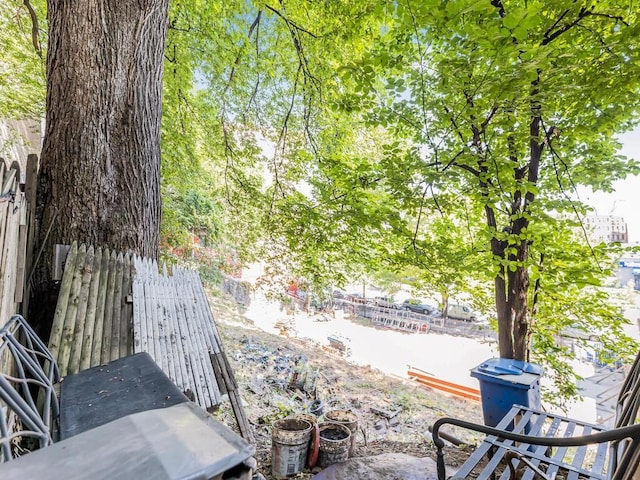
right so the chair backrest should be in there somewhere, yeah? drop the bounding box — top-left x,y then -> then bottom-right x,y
610,349 -> 640,478
0,315 -> 60,462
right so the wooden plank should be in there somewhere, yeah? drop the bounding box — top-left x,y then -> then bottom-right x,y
186,276 -> 223,402
142,269 -> 155,360
1,166 -> 16,195
67,245 -> 95,375
188,278 -> 222,407
119,253 -> 132,356
185,271 -> 248,429
109,252 -> 124,361
143,259 -> 158,363
0,174 -> 21,324
0,200 -> 17,324
181,279 -> 219,406
132,255 -> 145,355
152,261 -> 166,374
58,243 -> 87,377
164,278 -> 190,393
149,276 -> 163,368
215,350 -> 254,442
132,276 -> 144,353
158,278 -> 178,391
189,270 -> 223,352
210,350 -> 228,396
409,368 -> 481,402
128,260 -> 236,412
154,278 -> 175,378
100,250 -> 117,365
14,222 -> 27,304
174,287 -> 208,407
48,242 -> 78,359
23,154 -> 38,206
21,154 -> 38,317
0,198 -> 9,323
161,279 -> 183,390
90,247 -> 110,366
80,247 -> 103,372
173,288 -> 205,406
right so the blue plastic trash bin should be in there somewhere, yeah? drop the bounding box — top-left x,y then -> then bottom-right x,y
471,358 -> 543,427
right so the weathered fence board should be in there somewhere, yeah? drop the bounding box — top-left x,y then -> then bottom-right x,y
48,243 -> 231,413
79,246 -> 102,372
0,159 -> 28,327
49,243 -> 134,377
131,258 -> 227,411
90,248 -> 109,366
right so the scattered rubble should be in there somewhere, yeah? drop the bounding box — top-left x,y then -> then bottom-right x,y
207,293 -> 485,479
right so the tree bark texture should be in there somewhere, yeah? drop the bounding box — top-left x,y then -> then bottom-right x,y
493,244 -> 531,361
38,0 -> 168,259
492,113 -> 543,361
33,0 -> 169,328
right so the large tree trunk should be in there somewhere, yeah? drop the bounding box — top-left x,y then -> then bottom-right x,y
493,235 -> 530,361
32,0 -> 169,330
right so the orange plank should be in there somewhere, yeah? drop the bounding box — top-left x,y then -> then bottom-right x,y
408,368 -> 481,402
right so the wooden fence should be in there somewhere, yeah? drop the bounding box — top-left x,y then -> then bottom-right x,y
0,154 -> 37,329
0,155 -> 249,433
47,242 -> 134,376
133,259 -> 225,411
48,243 -> 228,413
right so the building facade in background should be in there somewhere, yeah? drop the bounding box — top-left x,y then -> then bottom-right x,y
584,215 -> 629,244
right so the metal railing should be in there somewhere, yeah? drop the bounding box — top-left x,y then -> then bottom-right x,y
0,315 -> 60,462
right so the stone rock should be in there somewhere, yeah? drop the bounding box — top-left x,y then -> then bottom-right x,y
310,452 -> 440,480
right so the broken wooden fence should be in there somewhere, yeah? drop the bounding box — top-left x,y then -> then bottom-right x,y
48,243 -> 253,440
0,155 -> 37,327
48,242 -> 134,377
132,258 -> 225,410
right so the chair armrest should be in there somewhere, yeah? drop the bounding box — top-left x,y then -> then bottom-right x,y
432,416 -> 640,480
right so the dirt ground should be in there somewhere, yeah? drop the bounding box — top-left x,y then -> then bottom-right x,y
207,292 -> 485,479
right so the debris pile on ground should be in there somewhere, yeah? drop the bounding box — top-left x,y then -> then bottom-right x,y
207,292 -> 484,479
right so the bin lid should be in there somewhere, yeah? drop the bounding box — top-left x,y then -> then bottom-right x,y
474,358 -> 543,376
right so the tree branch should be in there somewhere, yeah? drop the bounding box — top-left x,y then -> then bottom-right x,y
586,11 -> 629,27
22,0 -> 42,59
546,135 -> 603,272
406,0 -> 437,157
264,4 -> 318,38
412,183 -> 430,251
542,9 -> 570,41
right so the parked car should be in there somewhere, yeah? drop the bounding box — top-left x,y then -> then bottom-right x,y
447,303 -> 479,322
402,299 -> 438,315
374,296 -> 397,309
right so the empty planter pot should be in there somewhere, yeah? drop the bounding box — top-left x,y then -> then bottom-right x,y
324,409 -> 358,456
271,417 -> 313,478
317,422 -> 351,468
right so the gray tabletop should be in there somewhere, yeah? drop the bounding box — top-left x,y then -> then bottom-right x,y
0,402 -> 254,479
60,351 -> 189,439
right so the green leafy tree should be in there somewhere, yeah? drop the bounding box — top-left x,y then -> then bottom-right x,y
4,0 -> 639,395
0,0 -> 46,121
332,0 -> 640,361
